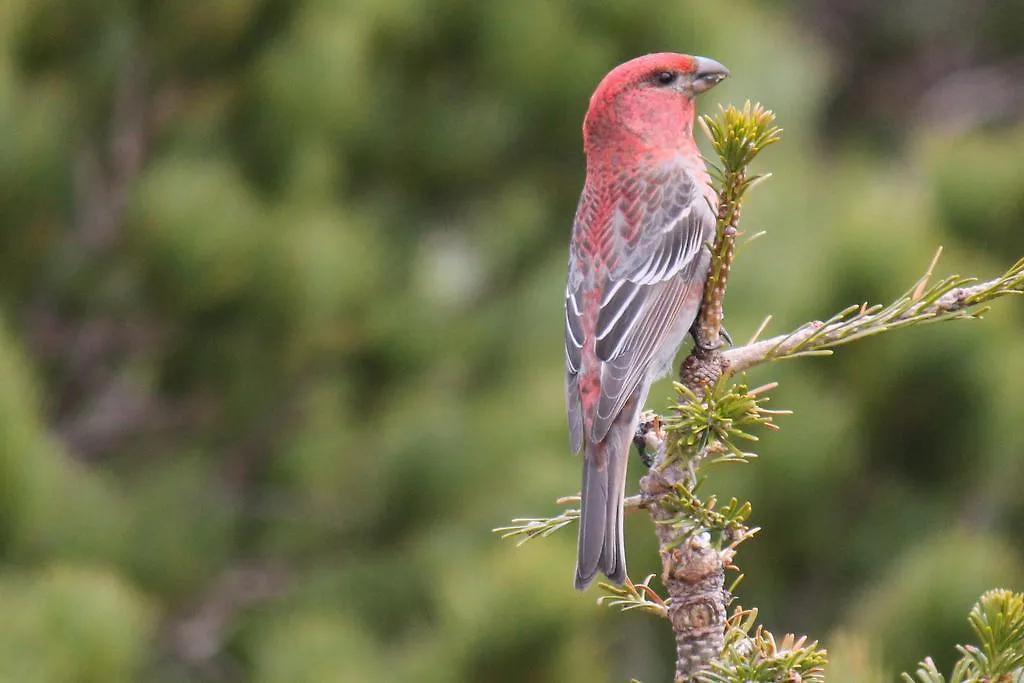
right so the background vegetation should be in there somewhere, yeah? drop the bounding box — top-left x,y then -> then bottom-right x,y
0,0 -> 1022,681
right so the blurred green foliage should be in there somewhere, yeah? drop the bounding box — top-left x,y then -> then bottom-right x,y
0,0 -> 1022,681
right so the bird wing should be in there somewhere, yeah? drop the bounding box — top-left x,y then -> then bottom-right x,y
565,163 -> 715,448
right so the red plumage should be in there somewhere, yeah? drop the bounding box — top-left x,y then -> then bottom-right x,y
565,53 -> 729,589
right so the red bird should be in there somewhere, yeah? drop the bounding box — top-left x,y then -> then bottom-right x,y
565,53 -> 729,589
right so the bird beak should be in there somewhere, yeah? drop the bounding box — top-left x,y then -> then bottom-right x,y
692,56 -> 729,94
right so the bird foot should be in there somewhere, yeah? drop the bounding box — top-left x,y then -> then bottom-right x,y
689,322 -> 733,352
633,412 -> 663,467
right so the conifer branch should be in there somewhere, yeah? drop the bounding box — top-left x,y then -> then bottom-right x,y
722,253 -> 1024,375
902,589 -> 1024,682
597,574 -> 670,618
492,495 -> 644,545
638,382 -> 777,681
696,607 -> 827,683
646,104 -> 784,681
695,103 -> 782,356
493,100 -> 1024,683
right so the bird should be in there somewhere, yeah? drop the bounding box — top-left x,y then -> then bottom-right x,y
564,53 -> 729,590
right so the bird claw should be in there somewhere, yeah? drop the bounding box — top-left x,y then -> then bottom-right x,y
633,413 -> 663,467
689,316 -> 734,352
720,325 -> 733,346
635,446 -> 655,468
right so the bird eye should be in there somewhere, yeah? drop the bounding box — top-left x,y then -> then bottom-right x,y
654,71 -> 677,86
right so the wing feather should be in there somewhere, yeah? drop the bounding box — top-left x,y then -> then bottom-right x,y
565,160 -> 716,447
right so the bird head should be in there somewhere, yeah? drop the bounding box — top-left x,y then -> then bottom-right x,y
583,53 -> 729,156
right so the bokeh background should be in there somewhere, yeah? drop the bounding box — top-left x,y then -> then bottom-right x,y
1,0 -> 1023,681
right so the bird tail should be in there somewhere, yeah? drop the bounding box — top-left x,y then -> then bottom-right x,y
574,421 -> 631,590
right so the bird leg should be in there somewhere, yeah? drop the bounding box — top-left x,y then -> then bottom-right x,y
689,317 -> 733,352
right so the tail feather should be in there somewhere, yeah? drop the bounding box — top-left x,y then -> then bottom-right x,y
574,420 -> 632,590
575,442 -> 608,590
601,443 -> 628,584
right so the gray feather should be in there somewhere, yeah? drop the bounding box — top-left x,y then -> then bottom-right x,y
575,396 -> 638,590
